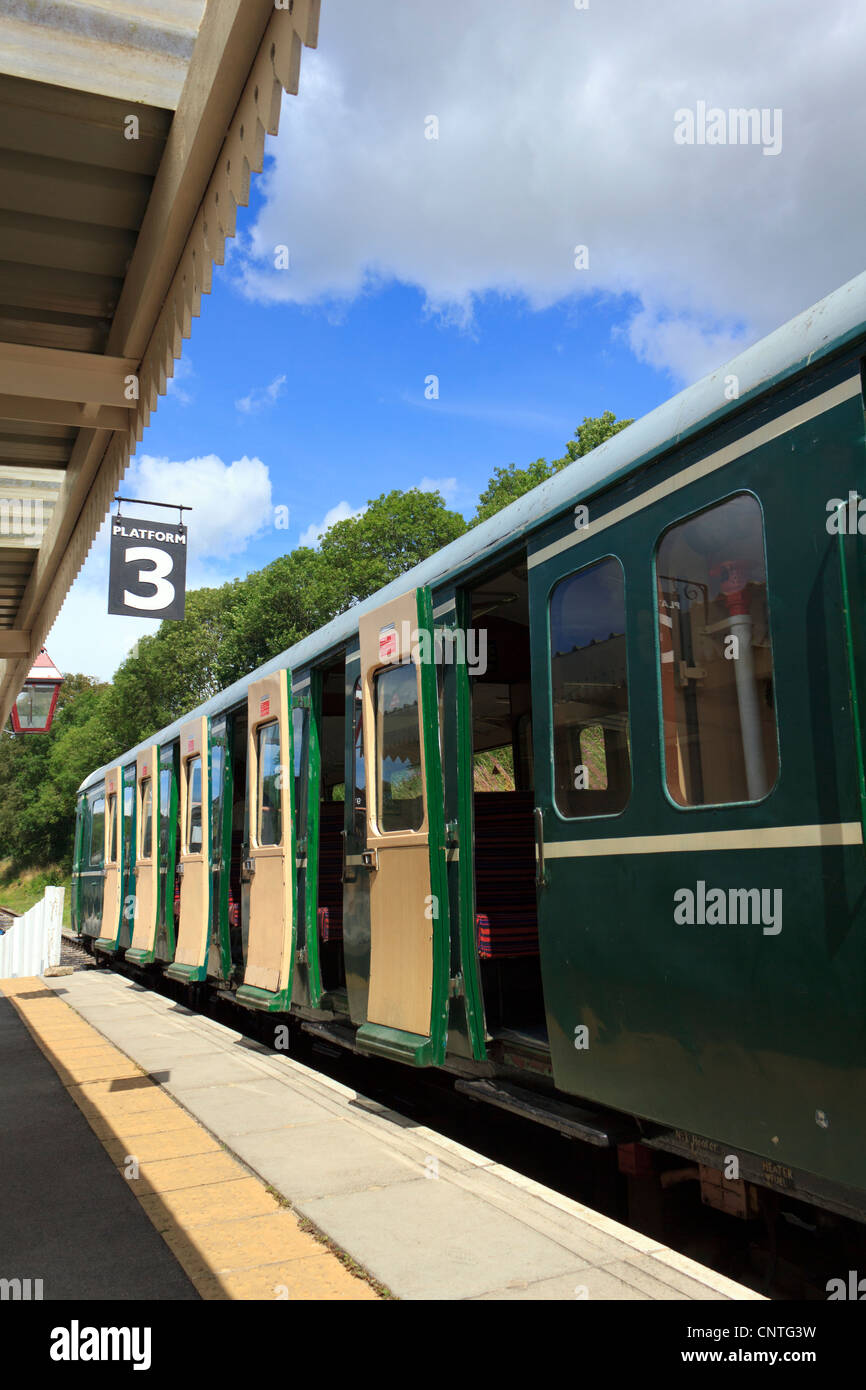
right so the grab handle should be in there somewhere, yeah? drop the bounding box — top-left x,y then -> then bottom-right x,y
836,500 -> 866,849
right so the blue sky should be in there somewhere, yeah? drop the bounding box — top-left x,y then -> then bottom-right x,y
47,0 -> 866,680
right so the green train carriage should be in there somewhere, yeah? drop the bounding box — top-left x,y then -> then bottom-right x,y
72,270 -> 866,1223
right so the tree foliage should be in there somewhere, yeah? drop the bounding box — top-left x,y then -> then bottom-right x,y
472,412 -> 633,525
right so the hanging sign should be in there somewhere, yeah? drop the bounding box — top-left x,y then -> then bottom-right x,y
108,513 -> 187,620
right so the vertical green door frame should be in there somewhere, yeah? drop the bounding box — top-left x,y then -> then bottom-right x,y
447,588 -> 488,1059
837,499 -> 866,846
295,679 -> 322,1007
119,762 -> 138,951
158,742 -> 180,961
418,585 -> 452,1066
210,716 -> 233,980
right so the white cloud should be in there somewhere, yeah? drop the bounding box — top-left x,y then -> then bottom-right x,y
124,453 -> 272,558
419,476 -> 458,501
236,0 -> 866,381
47,454 -> 274,680
235,373 -> 287,413
299,499 -> 366,548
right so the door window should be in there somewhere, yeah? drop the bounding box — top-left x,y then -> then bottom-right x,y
140,778 -> 153,859
549,556 -> 631,817
257,722 -> 282,847
375,661 -> 424,832
91,794 -> 106,868
187,756 -> 203,852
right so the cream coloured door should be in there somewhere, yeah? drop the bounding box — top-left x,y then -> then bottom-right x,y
241,670 -> 294,997
97,765 -> 122,949
129,746 -> 159,960
356,588 -> 450,1063
171,716 -> 210,978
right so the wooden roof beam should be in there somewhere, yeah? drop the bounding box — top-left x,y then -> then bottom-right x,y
0,341 -> 138,408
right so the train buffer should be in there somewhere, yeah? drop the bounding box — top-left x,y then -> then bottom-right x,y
0,968 -> 763,1302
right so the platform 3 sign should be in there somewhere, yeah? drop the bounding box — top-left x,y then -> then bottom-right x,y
108,516 -> 188,620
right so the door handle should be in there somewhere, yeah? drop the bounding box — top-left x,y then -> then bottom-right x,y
534,807 -> 548,887
176,861 -> 185,878
361,848 -> 379,871
241,857 -> 255,882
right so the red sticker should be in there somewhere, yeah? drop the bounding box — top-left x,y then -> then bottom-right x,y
187,738 -> 194,753
379,626 -> 397,660
260,698 -> 270,718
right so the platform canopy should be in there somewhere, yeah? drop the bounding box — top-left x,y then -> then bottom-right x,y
0,0 -> 320,726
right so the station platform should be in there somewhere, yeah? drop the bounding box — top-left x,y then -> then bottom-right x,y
1,969 -> 763,1302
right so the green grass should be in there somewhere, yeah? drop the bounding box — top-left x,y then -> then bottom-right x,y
0,863 -> 73,927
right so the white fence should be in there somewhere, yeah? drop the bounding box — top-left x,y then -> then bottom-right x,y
0,887 -> 64,979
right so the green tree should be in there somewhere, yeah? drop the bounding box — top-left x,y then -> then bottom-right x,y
317,488 -> 467,606
472,412 -> 633,525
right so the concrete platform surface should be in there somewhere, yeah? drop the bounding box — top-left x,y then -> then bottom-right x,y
42,969 -> 762,1302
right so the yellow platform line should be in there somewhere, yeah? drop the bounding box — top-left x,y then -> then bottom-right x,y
1,977 -> 379,1302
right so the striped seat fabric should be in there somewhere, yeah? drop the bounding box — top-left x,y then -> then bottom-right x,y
474,791 -> 539,958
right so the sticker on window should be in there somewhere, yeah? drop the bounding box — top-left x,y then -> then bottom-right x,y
379,626 -> 397,661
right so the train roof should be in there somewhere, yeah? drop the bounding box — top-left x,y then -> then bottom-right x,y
77,269 -> 866,793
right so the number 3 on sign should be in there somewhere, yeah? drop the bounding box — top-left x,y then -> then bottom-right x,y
122,546 -> 176,611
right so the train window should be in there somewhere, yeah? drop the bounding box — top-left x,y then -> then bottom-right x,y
159,768 -> 172,834
257,722 -> 282,847
107,792 -> 117,863
655,492 -> 779,806
90,794 -> 105,868
187,757 -> 203,852
550,556 -> 631,817
375,660 -> 424,833
140,778 -> 153,859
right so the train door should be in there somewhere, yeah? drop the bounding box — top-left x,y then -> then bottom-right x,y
207,714 -> 238,982
127,746 -> 159,963
237,670 -> 295,1005
343,650 -> 371,1024
167,716 -> 210,984
78,784 -> 105,939
95,766 -> 122,952
117,763 -> 137,951
154,743 -> 179,963
355,588 -> 450,1065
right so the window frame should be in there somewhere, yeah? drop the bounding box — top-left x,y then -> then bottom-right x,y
546,552 -> 633,824
652,487 -> 780,813
256,719 -> 283,848
372,656 -> 427,837
185,754 -> 203,856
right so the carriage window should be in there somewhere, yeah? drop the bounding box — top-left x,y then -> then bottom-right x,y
258,722 -> 282,847
140,779 -> 153,859
187,757 -> 202,852
107,792 -> 117,863
656,492 -> 778,806
375,661 -> 424,833
90,794 -> 106,868
550,556 -> 631,817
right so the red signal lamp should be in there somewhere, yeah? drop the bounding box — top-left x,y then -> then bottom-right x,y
10,647 -> 63,734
